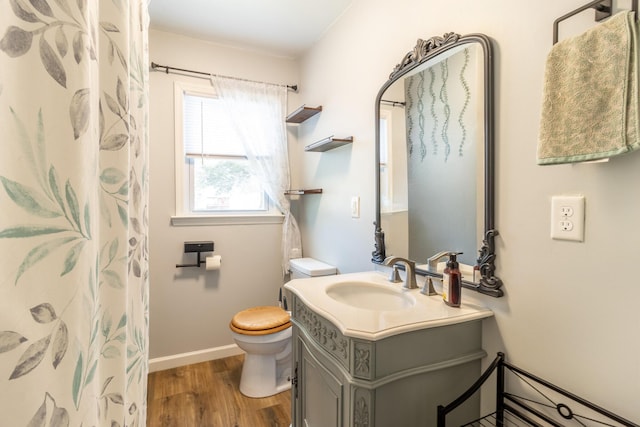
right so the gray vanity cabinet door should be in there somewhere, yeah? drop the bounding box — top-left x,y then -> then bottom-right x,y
299,338 -> 343,427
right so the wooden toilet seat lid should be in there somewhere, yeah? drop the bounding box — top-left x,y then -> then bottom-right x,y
230,306 -> 291,336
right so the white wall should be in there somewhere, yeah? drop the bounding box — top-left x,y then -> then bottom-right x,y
295,0 -> 640,421
148,29 -> 300,362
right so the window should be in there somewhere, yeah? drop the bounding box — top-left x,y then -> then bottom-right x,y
174,82 -> 279,222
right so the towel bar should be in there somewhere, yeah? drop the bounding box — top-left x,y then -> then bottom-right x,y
553,0 -> 638,44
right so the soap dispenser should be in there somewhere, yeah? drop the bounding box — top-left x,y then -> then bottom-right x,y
442,252 -> 463,307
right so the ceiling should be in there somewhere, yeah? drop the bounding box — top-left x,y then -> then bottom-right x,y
148,0 -> 354,57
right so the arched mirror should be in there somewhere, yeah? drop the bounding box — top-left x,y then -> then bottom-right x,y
372,33 -> 503,297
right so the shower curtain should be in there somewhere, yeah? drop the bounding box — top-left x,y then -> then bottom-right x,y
0,1 -> 149,425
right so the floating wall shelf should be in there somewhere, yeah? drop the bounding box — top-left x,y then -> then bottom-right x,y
284,189 -> 323,196
305,136 -> 354,152
286,105 -> 322,123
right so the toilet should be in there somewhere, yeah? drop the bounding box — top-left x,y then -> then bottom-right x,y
229,257 -> 336,398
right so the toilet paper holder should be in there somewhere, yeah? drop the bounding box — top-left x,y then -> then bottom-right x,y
176,241 -> 214,268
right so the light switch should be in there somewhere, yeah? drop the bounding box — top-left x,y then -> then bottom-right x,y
351,196 -> 360,218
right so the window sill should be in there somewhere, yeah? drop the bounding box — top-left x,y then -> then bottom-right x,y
171,214 -> 284,227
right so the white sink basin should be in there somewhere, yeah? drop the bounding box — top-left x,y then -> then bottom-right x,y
284,271 -> 493,340
326,281 -> 416,310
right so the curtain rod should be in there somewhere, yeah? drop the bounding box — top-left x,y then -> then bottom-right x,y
150,62 -> 298,92
381,99 -> 406,107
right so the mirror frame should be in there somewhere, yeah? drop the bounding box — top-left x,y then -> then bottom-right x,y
372,32 -> 503,297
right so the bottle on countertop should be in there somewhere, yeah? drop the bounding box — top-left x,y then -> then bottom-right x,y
442,252 -> 463,307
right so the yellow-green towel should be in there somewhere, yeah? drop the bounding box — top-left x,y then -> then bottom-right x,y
537,11 -> 640,165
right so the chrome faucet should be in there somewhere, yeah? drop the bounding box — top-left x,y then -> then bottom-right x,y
383,256 -> 418,289
427,251 -> 452,273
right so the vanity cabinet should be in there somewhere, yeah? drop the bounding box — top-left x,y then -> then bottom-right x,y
297,338 -> 344,425
290,295 -> 487,427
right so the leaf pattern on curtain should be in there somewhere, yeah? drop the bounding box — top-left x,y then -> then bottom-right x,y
0,0 -> 149,425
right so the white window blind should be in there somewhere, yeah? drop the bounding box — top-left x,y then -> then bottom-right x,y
183,93 -> 245,158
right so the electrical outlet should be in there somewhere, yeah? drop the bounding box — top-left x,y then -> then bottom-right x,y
560,206 -> 574,217
551,195 -> 585,241
559,220 -> 573,231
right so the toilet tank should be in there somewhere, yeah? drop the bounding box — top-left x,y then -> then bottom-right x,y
289,257 -> 336,279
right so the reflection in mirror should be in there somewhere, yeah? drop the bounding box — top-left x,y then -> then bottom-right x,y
380,44 -> 482,267
373,33 -> 503,297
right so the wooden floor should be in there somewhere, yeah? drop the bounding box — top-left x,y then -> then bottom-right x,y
147,355 -> 291,427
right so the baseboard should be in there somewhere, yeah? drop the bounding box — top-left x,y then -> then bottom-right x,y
148,344 -> 244,373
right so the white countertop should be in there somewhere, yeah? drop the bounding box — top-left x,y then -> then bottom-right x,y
284,271 -> 494,340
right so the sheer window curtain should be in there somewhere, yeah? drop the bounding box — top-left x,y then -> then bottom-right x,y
0,1 -> 149,425
210,76 -> 302,274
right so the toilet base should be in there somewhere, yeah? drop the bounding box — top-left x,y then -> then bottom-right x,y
239,352 -> 292,398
